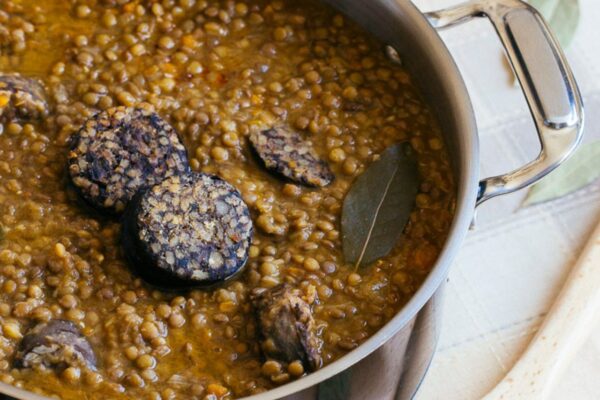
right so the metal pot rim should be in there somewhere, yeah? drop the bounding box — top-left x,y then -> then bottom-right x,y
0,2 -> 479,400
241,1 -> 480,398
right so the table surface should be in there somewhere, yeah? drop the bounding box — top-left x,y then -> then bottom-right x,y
410,0 -> 600,399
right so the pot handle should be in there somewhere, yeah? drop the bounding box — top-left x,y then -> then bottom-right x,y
425,0 -> 584,206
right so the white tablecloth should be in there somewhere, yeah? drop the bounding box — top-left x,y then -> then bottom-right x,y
411,0 -> 600,399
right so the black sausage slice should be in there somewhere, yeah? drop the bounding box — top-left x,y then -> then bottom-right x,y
14,320 -> 96,371
0,73 -> 48,122
122,172 -> 253,288
250,127 -> 334,187
67,106 -> 190,214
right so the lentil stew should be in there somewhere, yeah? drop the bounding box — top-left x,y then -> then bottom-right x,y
0,0 -> 455,398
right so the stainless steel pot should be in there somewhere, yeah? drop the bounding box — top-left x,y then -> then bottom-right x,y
0,1 -> 584,399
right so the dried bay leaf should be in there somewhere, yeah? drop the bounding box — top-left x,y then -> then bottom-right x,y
341,144 -> 419,268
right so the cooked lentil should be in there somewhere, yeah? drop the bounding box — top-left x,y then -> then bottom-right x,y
0,0 -> 455,399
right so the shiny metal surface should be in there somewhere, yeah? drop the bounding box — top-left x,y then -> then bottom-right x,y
244,0 -> 484,397
394,285 -> 444,400
0,1 -> 583,400
427,0 -> 585,206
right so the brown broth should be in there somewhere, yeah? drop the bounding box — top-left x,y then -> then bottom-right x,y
0,0 -> 455,399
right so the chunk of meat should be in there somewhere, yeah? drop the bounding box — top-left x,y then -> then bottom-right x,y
14,320 -> 96,371
252,284 -> 321,371
0,73 -> 48,122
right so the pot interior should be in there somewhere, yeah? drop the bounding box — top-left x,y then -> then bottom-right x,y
242,0 -> 480,398
0,1 -> 478,399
